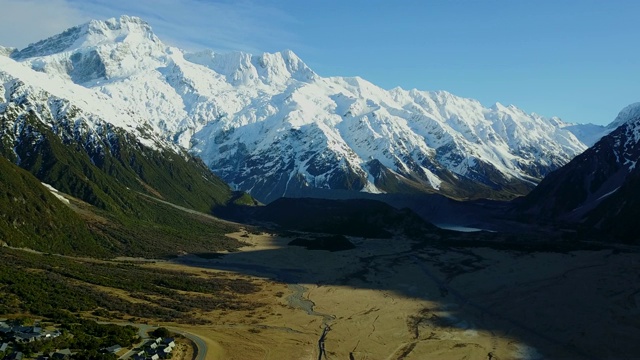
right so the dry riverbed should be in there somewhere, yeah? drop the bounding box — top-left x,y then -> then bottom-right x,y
143,231 -> 640,360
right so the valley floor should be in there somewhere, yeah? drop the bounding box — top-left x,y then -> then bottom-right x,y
140,231 -> 640,360
4,229 -> 637,359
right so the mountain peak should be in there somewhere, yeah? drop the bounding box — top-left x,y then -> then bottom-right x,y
10,15 -> 166,84
491,102 -> 517,111
279,48 -> 299,60
11,15 -> 162,60
608,102 -> 640,130
2,15 -> 602,203
185,48 -> 315,86
86,15 -> 157,41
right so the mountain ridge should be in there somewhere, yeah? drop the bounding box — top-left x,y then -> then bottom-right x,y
517,105 -> 640,242
3,15 -> 609,203
0,53 -> 249,216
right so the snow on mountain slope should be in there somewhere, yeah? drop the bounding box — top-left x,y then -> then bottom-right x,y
518,104 -> 640,242
560,123 -> 610,147
4,15 -> 608,202
12,15 -> 166,85
0,55 -> 170,150
0,46 -> 16,57
607,102 -> 640,131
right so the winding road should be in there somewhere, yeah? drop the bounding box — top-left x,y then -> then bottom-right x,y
168,327 -> 208,360
102,321 -> 208,360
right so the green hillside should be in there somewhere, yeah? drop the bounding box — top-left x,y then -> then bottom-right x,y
0,154 -> 246,257
1,112 -> 233,216
0,156 -> 108,256
0,108 -> 256,257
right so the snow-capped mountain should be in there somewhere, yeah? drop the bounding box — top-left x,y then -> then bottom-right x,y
2,16 -> 608,203
518,103 -> 640,242
0,40 -> 237,215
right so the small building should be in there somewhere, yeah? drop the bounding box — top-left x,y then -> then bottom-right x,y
104,345 -> 122,354
13,326 -> 31,334
155,337 -> 163,344
0,342 -> 8,352
162,338 -> 175,348
150,354 -> 160,360
14,333 -> 40,343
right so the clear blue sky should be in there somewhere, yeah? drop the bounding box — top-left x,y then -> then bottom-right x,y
0,0 -> 637,125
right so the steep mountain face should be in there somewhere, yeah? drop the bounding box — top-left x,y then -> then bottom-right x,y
0,50 -> 237,216
0,47 -> 258,257
11,15 -> 165,84
518,103 -> 640,242
4,16 -> 607,203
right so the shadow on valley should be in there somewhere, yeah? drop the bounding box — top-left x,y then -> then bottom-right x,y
216,197 -> 440,238
2,179 -> 637,359
217,190 -> 559,237
185,199 -> 638,359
